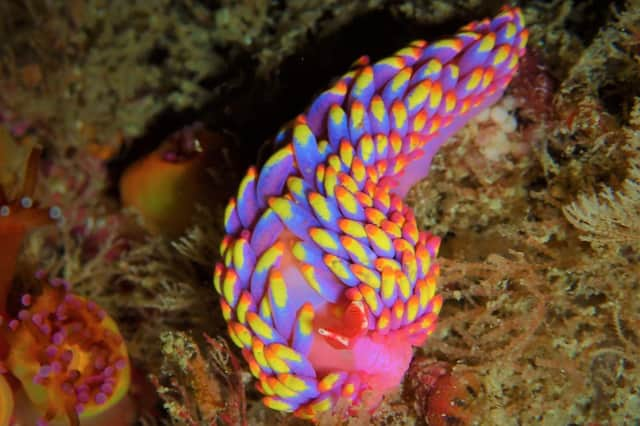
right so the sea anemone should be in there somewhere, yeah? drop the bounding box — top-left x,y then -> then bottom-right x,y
3,273 -> 130,425
0,141 -> 60,314
0,373 -> 14,426
119,123 -> 226,238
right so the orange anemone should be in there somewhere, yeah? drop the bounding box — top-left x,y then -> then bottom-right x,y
4,274 -> 131,426
119,124 -> 225,238
0,133 -> 59,315
0,373 -> 14,425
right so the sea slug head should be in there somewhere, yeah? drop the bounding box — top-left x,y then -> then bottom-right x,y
292,218 -> 444,417
217,184 -> 443,419
3,272 -> 130,425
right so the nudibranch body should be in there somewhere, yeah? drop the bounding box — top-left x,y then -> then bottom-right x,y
214,6 -> 527,419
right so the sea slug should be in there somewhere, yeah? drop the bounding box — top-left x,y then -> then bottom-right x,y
214,5 -> 527,419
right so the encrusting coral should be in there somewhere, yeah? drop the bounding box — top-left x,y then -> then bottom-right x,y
214,5 -> 527,420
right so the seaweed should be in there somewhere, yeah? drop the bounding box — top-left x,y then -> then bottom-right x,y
153,332 -> 247,426
563,104 -> 640,250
